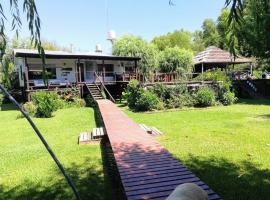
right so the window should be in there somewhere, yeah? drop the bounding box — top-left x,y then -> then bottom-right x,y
29,67 -> 56,79
97,64 -> 114,72
125,66 -> 134,72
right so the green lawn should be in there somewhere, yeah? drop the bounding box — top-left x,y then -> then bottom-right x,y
0,104 -> 116,200
123,99 -> 270,200
1,100 -> 270,200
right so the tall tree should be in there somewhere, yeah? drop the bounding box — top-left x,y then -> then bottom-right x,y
158,47 -> 193,75
0,1 -> 48,86
151,29 -> 194,51
0,1 -> 43,59
192,31 -> 205,53
201,19 -> 220,47
240,0 -> 270,60
112,35 -> 158,74
217,8 -> 231,50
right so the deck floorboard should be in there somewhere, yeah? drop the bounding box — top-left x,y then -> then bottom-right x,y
96,100 -> 222,200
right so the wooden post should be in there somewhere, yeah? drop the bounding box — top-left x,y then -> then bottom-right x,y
201,63 -> 204,84
135,60 -> 138,81
75,60 -> 78,84
78,59 -> 81,83
24,57 -> 30,101
102,60 -> 105,83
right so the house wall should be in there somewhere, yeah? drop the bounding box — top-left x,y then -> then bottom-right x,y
14,57 -> 135,87
14,58 -> 25,87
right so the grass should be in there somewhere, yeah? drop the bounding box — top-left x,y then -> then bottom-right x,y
123,99 -> 270,200
1,99 -> 270,200
0,104 -> 117,200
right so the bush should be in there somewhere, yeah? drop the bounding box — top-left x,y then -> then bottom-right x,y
221,91 -> 237,106
135,90 -> 160,111
195,87 -> 216,107
73,98 -> 86,107
23,102 -> 37,116
57,87 -> 80,102
123,80 -> 143,109
32,91 -> 59,118
152,83 -> 171,101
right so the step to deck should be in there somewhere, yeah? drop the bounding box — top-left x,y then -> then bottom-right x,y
139,124 -> 164,136
78,127 -> 106,144
85,84 -> 105,101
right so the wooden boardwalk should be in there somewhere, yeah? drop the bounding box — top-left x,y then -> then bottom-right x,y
96,100 -> 221,200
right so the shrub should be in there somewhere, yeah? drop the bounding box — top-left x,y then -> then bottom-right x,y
55,99 -> 67,109
22,102 -> 37,116
179,93 -> 195,107
57,87 -> 80,102
135,90 -> 159,111
195,69 -> 232,97
221,91 -> 237,106
123,80 -> 143,109
32,91 -> 59,118
155,101 -> 165,110
165,97 -> 178,109
73,98 -> 86,107
195,87 -> 216,107
152,83 -> 171,101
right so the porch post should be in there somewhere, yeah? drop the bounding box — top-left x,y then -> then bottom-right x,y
134,60 -> 138,80
24,57 -> 30,101
75,59 -> 78,84
201,63 -> 204,82
78,59 -> 81,83
102,60 -> 105,83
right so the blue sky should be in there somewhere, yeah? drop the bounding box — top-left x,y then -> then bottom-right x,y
6,0 -> 226,53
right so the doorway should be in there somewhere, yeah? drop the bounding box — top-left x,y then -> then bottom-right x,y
77,62 -> 85,82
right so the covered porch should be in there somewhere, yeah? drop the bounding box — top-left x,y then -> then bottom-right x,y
194,46 -> 253,78
14,49 -> 141,89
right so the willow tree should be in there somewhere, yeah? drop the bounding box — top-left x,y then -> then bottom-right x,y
0,0 -> 46,85
112,35 -> 159,74
225,0 -> 243,57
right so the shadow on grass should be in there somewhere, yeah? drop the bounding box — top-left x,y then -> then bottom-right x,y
238,98 -> 270,105
256,114 -> 270,120
93,106 -> 104,128
184,155 -> 270,200
0,103 -> 18,111
0,139 -> 123,200
0,160 -> 105,200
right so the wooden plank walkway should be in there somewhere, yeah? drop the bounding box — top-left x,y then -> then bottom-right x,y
96,100 -> 222,200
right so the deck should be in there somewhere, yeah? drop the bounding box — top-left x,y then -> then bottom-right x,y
96,100 -> 222,200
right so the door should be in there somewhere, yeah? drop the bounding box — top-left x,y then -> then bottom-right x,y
85,61 -> 95,83
76,63 -> 85,82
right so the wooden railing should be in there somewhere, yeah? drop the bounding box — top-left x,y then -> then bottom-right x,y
94,72 -> 116,103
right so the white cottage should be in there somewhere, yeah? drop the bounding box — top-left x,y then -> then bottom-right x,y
13,49 -> 140,100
